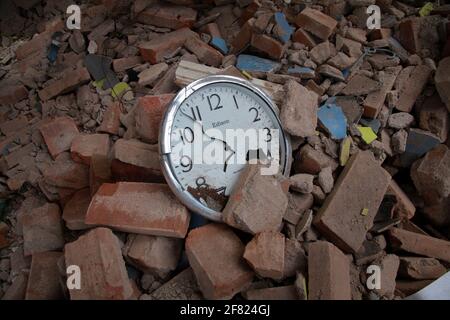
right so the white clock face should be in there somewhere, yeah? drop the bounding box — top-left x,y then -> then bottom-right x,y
161,77 -> 289,219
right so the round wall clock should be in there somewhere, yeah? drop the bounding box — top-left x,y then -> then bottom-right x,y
160,75 -> 291,221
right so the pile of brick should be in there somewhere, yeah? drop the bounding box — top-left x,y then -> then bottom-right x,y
0,0 -> 450,300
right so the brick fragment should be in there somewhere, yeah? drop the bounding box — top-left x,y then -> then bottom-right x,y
70,134 -> 110,165
341,74 -> 381,96
292,28 -> 317,48
111,139 -> 162,182
411,144 -> 450,227
435,56 -> 450,112
138,62 -> 168,87
245,285 -> 298,300
63,188 -> 91,230
280,80 -> 318,138
148,268 -> 202,300
85,182 -> 190,238
231,19 -> 254,53
250,34 -> 284,60
135,94 -> 175,143
39,117 -> 80,159
185,223 -> 253,299
399,257 -> 447,280
43,153 -> 89,190
89,153 -> 112,196
184,35 -> 223,67
309,41 -> 331,65
294,144 -> 337,174
98,103 -> 121,135
399,18 -> 420,53
314,151 -> 391,253
64,227 -> 133,300
373,254 -> 400,298
388,112 -> 415,129
0,85 -> 28,105
38,68 -> 91,101
243,232 -> 285,280
222,164 -> 288,234
396,65 -> 432,113
137,4 -> 197,29
308,241 -> 351,300
289,174 -> 314,194
283,238 -> 307,278
0,116 -> 28,136
419,94 -> 449,142
2,273 -> 28,300
0,222 -> 9,250
125,235 -> 182,277
25,251 -> 64,300
295,8 -> 337,40
386,180 -> 415,220
112,56 -> 143,72
284,193 -> 313,225
389,228 -> 450,263
139,28 -> 195,64
22,203 -> 64,256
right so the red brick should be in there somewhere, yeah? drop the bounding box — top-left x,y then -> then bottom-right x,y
38,68 -> 91,101
386,180 -> 416,220
147,267 -> 202,300
369,28 -> 392,41
373,254 -> 400,298
85,182 -> 190,238
244,285 -> 298,300
396,64 -> 432,113
89,153 -> 112,196
201,22 -> 222,38
70,134 -> 110,165
231,19 -> 253,54
39,117 -> 80,159
111,139 -> 162,182
139,28 -> 196,64
64,227 -> 133,300
43,153 -> 89,190
22,203 -> 64,256
0,85 -> 28,105
184,35 -> 224,67
0,115 -> 28,136
411,144 -> 450,227
1,273 -> 28,300
294,144 -> 337,174
112,56 -> 143,72
419,94 -> 449,143
223,164 -> 288,234
283,238 -> 307,278
98,103 -> 121,135
314,151 -> 392,253
399,257 -> 447,280
239,0 -> 261,25
137,4 -> 197,29
25,251 -> 64,300
135,94 -> 175,144
435,56 -> 450,112
63,188 -> 91,230
243,232 -> 285,280
292,28 -> 317,48
0,222 -> 9,250
250,34 -> 285,60
185,223 -> 254,299
295,8 -> 337,40
124,234 -> 182,277
389,228 -> 450,263
308,241 -> 351,300
399,18 -> 420,54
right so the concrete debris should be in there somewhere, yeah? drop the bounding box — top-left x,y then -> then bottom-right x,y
0,0 -> 449,301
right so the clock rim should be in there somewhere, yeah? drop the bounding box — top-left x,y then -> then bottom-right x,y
159,75 -> 292,222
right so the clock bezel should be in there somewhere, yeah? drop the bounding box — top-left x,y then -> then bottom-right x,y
159,75 -> 291,221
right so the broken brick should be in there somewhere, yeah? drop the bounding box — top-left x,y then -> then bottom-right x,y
112,56 -> 143,72
64,227 -> 133,300
89,153 -> 112,196
289,174 -> 314,194
0,222 -> 9,250
390,228 -> 450,264
396,65 -> 432,113
280,80 -> 318,138
39,117 -> 80,159
386,180 -> 415,220
292,28 -> 317,48
135,94 -> 175,144
399,18 -> 420,54
374,254 -> 400,299
138,62 -> 169,87
43,153 -> 89,190
294,144 -> 337,175
314,151 -> 391,253
341,74 -> 381,96
125,235 -> 182,277
70,134 -> 110,165
283,238 -> 307,278
308,241 -> 351,300
2,273 -> 28,300
435,56 -> 450,112
85,182 -> 190,238
62,188 -> 91,230
295,8 -> 337,40
222,164 -> 288,234
0,85 -> 28,106
185,223 -> 253,299
111,139 -> 162,182
22,203 -> 64,256
250,34 -> 284,60
243,232 -> 285,280
244,285 -> 298,300
309,41 -> 331,65
98,103 -> 121,135
419,94 -> 449,143
184,35 -> 223,67
399,257 -> 447,280
0,116 -> 28,136
137,4 -> 197,29
25,251 -> 64,300
38,68 -> 91,101
148,267 -> 202,300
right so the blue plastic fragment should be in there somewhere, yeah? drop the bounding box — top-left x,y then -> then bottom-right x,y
210,37 -> 229,54
274,12 -> 294,43
236,54 -> 281,73
342,68 -> 350,79
359,118 -> 381,133
47,43 -> 59,63
287,66 -> 314,76
318,103 -> 348,140
397,128 -> 440,166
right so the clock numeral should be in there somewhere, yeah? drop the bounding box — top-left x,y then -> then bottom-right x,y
249,107 -> 261,122
196,177 -> 207,188
207,94 -> 223,111
180,155 -> 192,172
180,127 -> 194,144
233,95 -> 239,109
190,106 -> 202,121
263,127 -> 272,142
